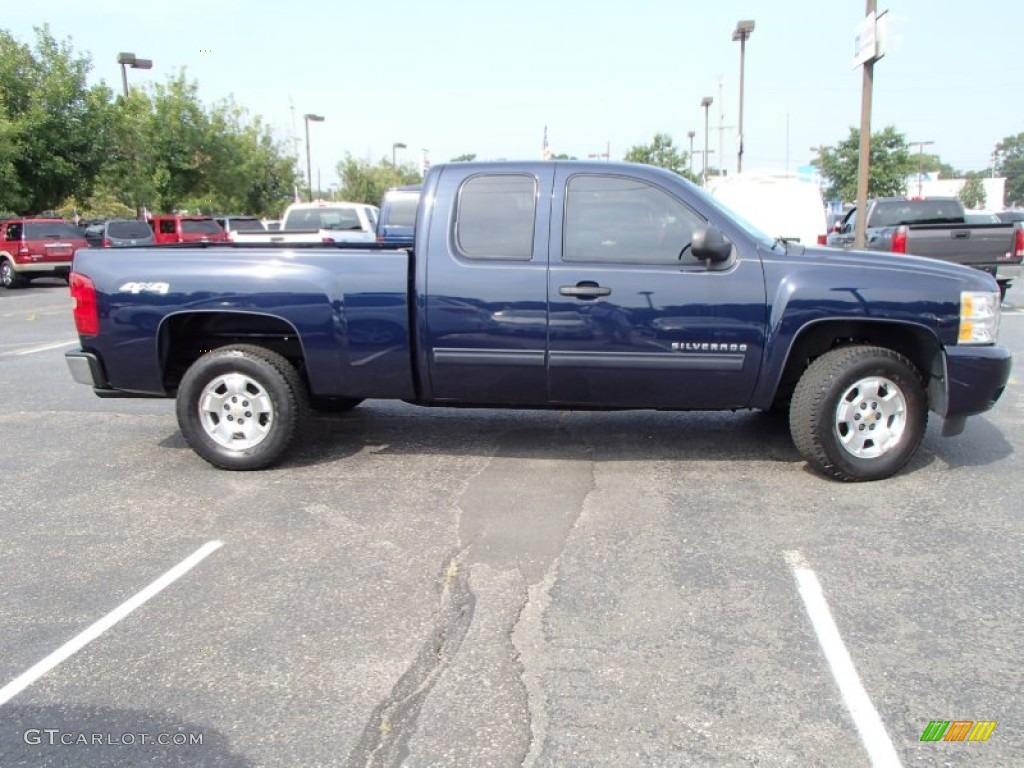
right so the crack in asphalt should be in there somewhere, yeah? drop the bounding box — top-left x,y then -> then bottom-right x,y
344,549 -> 476,768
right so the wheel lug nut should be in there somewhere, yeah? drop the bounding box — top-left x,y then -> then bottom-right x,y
227,415 -> 234,421
245,411 -> 252,417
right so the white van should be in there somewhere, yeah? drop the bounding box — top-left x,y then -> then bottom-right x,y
706,174 -> 828,247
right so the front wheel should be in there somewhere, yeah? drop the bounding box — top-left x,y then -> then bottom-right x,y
789,345 -> 927,481
176,345 -> 309,470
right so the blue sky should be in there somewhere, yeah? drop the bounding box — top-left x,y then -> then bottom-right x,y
6,0 -> 1021,187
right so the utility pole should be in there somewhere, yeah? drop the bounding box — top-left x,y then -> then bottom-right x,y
908,140 -> 935,197
716,78 -> 734,178
854,0 -> 878,250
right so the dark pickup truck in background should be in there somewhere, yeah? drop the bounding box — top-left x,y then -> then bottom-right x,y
65,162 -> 1011,481
827,197 -> 1024,299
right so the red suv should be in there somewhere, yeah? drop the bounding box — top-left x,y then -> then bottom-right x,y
1,217 -> 88,289
149,215 -> 230,244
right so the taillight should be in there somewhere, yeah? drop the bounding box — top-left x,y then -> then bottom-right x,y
891,226 -> 908,254
1015,227 -> 1024,259
103,238 -> 112,247
69,272 -> 99,336
321,237 -> 336,243
817,234 -> 827,245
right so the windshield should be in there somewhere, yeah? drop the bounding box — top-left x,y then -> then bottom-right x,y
871,200 -> 964,227
180,219 -> 224,234
25,222 -> 83,240
229,218 -> 265,232
384,194 -> 419,227
107,220 -> 153,238
284,207 -> 365,231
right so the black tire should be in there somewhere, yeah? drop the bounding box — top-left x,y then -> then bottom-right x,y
310,396 -> 364,414
1,259 -> 25,289
789,345 -> 927,482
176,345 -> 309,470
998,281 -> 1009,303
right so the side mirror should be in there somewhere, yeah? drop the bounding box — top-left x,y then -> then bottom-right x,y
691,225 -> 733,263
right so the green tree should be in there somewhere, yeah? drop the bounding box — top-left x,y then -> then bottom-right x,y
450,153 -> 477,162
958,173 -> 987,209
623,133 -> 694,181
994,132 -> 1024,206
337,155 -> 422,205
0,26 -> 114,213
815,126 -> 915,202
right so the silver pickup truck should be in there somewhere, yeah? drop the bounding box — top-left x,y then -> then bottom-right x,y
828,197 -> 1023,299
231,201 -> 378,245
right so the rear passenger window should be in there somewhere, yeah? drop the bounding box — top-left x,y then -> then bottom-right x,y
456,175 -> 536,260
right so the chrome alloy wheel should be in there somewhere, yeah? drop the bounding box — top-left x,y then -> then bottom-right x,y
198,373 -> 274,450
834,375 -> 907,459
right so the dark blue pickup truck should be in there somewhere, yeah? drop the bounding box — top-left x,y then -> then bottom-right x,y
65,161 -> 1011,481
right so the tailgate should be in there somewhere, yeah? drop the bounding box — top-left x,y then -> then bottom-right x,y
905,224 -> 1017,267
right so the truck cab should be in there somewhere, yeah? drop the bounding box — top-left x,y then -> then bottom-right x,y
149,215 -> 230,244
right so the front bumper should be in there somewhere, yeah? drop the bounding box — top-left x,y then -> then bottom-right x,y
933,345 -> 1012,436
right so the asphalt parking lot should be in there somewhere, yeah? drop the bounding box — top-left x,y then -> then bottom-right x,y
1,280 -> 1021,767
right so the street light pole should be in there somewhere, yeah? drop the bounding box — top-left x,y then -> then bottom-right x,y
392,142 -> 407,169
687,131 -> 696,176
303,113 -> 324,202
701,97 -> 713,185
116,52 -> 152,98
732,20 -> 755,174
909,140 -> 935,197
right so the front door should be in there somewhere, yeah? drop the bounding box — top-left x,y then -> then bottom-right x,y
546,170 -> 767,409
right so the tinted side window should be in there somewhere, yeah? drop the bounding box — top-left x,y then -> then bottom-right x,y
563,175 -> 704,264
456,175 -> 536,260
5,223 -> 22,241
159,220 -> 177,234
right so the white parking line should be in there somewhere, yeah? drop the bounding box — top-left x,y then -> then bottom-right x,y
0,540 -> 224,707
0,340 -> 78,357
783,550 -> 903,768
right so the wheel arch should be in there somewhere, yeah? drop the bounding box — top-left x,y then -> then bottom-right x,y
158,310 -> 308,393
761,319 -> 942,410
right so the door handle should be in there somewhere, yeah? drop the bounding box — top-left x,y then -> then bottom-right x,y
560,282 -> 611,299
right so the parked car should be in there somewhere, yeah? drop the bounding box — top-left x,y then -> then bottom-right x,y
65,161 -> 1011,481
1,217 -> 88,288
963,211 -> 1002,224
213,215 -> 266,241
376,185 -> 421,246
994,209 -> 1024,224
706,173 -> 828,246
149,215 -> 229,245
827,197 -> 1023,299
84,218 -> 155,247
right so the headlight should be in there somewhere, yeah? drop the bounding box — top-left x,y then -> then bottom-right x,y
959,290 -> 1001,344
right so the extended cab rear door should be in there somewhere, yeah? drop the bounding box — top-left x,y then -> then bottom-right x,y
545,167 -> 767,409
420,164 -> 556,403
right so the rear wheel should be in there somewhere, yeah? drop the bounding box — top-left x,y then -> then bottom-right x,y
789,345 -> 927,481
176,345 -> 309,470
1,260 -> 25,289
